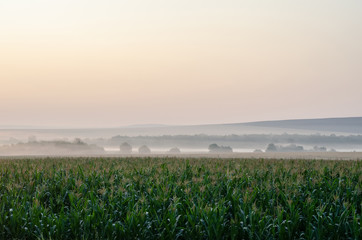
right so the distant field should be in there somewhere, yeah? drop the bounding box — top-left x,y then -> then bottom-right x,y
0,157 -> 361,239
2,152 -> 362,160
103,152 -> 362,160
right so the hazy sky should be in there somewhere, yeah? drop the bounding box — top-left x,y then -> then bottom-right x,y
1,0 -> 361,128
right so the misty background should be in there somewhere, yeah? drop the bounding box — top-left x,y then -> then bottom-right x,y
1,117 -> 362,156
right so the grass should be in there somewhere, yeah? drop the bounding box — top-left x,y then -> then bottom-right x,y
0,157 -> 361,239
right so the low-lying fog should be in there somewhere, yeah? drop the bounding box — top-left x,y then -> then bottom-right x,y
1,118 -> 362,156
1,133 -> 362,156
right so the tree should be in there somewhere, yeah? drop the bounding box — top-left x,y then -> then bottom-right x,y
208,143 -> 233,153
266,143 -> 277,152
120,142 -> 132,154
138,145 -> 151,154
313,146 -> 327,152
168,147 -> 181,154
73,138 -> 85,145
208,143 -> 219,152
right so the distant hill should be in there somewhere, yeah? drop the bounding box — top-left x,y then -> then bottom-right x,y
123,124 -> 169,128
1,118 -> 361,145
242,117 -> 362,134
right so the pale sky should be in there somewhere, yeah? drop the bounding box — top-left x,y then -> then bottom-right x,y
1,0 -> 362,128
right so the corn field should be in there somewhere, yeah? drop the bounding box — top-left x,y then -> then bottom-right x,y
0,157 -> 361,239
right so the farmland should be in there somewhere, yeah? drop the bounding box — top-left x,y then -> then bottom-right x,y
0,157 -> 361,239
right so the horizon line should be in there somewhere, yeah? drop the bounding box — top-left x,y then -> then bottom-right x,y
1,116 -> 361,130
